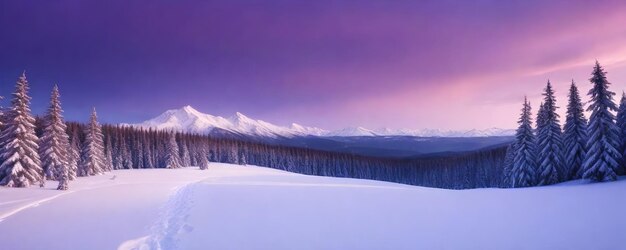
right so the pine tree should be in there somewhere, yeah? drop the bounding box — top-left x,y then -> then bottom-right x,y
78,108 -> 106,176
535,102 -> 546,160
104,136 -> 114,171
582,62 -> 621,182
179,141 -> 191,167
113,132 -> 123,170
142,133 -> 154,168
511,97 -> 538,187
163,132 -> 181,168
501,143 -> 516,187
67,129 -> 80,180
120,137 -> 133,169
616,92 -> 626,175
135,138 -> 144,168
563,81 -> 588,179
536,81 -> 564,185
0,72 -> 43,187
536,102 -> 546,131
198,148 -> 209,170
40,85 -> 71,184
238,143 -> 247,165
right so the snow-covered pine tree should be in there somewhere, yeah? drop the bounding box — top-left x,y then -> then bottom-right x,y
536,81 -> 565,185
156,132 -> 167,167
179,140 -> 191,167
113,132 -> 123,170
188,138 -> 198,167
535,102 -> 546,161
501,143 -> 516,187
563,81 -> 588,179
40,85 -> 71,182
198,148 -> 209,170
104,135 -> 114,171
511,97 -> 538,187
616,92 -> 626,175
228,144 -> 238,164
67,129 -> 80,180
0,72 -> 44,187
163,131 -> 181,168
120,137 -> 133,169
582,61 -> 621,182
238,143 -> 247,165
135,138 -> 144,168
78,108 -> 106,176
536,102 -> 546,131
142,133 -> 154,168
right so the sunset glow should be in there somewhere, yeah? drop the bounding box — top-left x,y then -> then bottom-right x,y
1,0 -> 626,130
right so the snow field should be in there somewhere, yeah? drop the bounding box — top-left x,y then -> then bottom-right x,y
1,164 -> 626,250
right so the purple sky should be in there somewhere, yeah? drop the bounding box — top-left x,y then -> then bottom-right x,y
1,0 -> 626,130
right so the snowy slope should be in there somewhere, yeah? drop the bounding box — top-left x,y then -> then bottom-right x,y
1,164 -> 625,250
129,106 -> 514,138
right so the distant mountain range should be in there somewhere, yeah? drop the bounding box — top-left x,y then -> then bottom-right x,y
126,105 -> 515,138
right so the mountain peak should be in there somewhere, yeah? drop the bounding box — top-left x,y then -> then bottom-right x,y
134,106 -> 328,138
230,112 -> 254,124
232,111 -> 247,118
180,105 -> 201,115
131,105 -> 515,138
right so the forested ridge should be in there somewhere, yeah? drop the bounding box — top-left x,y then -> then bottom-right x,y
58,122 -> 508,190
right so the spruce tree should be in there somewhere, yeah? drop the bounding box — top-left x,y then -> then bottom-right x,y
78,108 -> 106,176
535,102 -> 546,160
582,62 -> 621,181
563,81 -> 588,179
120,137 -> 133,169
511,97 -> 538,187
616,92 -> 626,175
198,148 -> 209,170
142,134 -> 154,168
501,143 -> 516,187
67,129 -> 80,180
40,85 -> 71,184
135,138 -> 144,168
238,144 -> 247,165
113,133 -> 124,170
536,102 -> 546,131
104,136 -> 114,171
164,131 -> 181,168
180,141 -> 191,167
536,81 -> 564,185
0,72 -> 43,187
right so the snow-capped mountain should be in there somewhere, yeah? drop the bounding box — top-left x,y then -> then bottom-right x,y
130,105 -> 328,138
366,127 -> 516,137
129,106 -> 514,138
324,127 -> 378,137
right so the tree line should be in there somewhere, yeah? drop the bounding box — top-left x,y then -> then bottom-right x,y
0,71 -> 507,190
505,61 -> 625,187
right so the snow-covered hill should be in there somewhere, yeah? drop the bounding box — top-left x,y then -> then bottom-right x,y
129,106 -> 514,138
0,164 -> 625,250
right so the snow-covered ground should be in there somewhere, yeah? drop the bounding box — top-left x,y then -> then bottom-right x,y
0,163 -> 625,250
